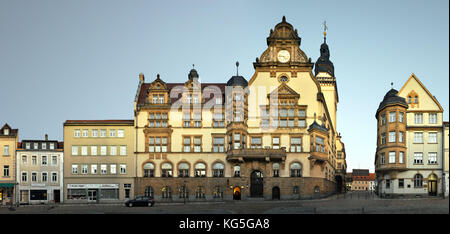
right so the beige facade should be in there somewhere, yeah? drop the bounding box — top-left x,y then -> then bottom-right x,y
0,123 -> 18,205
133,17 -> 346,201
376,74 -> 445,197
63,120 -> 135,203
444,122 -> 448,197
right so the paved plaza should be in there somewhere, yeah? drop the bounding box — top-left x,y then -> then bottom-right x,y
1,192 -> 448,214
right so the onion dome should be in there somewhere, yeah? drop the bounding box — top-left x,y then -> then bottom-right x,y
314,40 -> 335,77
376,88 -> 408,116
226,61 -> 248,87
188,64 -> 199,80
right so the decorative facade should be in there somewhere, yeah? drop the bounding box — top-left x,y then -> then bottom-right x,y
133,17 -> 347,201
375,74 -> 445,197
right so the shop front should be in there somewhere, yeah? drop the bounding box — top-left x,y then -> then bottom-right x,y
67,184 -> 119,203
0,183 -> 15,206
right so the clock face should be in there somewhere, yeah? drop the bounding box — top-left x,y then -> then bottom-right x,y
277,50 -> 290,63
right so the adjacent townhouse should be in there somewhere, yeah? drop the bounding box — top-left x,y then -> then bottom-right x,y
0,124 -> 18,205
15,135 -> 64,204
63,120 -> 135,203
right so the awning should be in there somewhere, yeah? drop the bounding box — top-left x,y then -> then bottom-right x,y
0,183 -> 15,188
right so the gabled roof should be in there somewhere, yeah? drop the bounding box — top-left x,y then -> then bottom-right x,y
268,83 -> 300,98
0,123 -> 18,137
398,73 -> 443,111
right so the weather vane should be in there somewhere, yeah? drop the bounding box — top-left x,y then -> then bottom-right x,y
323,21 -> 328,37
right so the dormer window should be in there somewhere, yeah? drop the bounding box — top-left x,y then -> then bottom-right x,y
3,129 -> 9,135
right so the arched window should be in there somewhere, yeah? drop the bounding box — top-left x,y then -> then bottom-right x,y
290,162 -> 302,177
195,163 -> 206,177
234,165 -> 241,177
162,186 -> 171,198
195,186 -> 206,198
273,163 -> 280,177
161,163 -> 173,177
213,186 -> 223,198
178,163 -> 189,177
143,163 -> 154,177
414,174 -> 423,188
144,186 -> 154,197
213,163 -> 224,177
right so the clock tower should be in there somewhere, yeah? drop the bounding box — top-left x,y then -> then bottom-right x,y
253,16 -> 313,78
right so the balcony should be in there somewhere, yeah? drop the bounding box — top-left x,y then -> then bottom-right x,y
226,147 -> 286,162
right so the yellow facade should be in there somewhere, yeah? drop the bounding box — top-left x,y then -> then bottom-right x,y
0,124 -> 18,205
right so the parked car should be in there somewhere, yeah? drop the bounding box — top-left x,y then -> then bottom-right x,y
125,196 -> 155,207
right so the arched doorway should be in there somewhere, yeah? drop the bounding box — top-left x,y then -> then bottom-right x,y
428,173 -> 438,196
233,187 -> 241,200
272,187 -> 280,200
251,171 -> 264,197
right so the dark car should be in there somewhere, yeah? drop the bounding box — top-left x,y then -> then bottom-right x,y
125,196 -> 155,207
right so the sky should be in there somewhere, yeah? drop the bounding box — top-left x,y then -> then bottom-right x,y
0,0 -> 448,172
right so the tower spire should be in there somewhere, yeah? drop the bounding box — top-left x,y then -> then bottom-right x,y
236,61 -> 239,76
323,21 -> 328,43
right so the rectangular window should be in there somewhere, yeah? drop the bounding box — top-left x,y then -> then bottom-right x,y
290,137 -> 302,152
183,137 -> 191,152
91,164 -> 97,174
74,129 -> 80,138
49,143 -> 55,150
429,113 -> 437,124
399,179 -> 404,188
82,129 -> 88,137
428,152 -> 437,164
380,153 -> 385,165
159,95 -> 164,104
386,179 -> 390,189
100,146 -> 107,156
213,137 -> 225,152
42,172 -> 48,182
101,164 -> 107,174
110,164 -> 117,174
389,131 -> 396,143
250,137 -> 262,149
120,146 -> 127,156
399,152 -> 404,164
100,129 -> 107,137
3,145 -> 9,155
120,164 -> 126,174
81,164 -> 88,174
91,146 -> 98,156
72,165 -> 78,174
414,113 -> 423,124
428,132 -> 437,143
399,132 -> 404,143
51,172 -> 57,182
389,152 -> 396,164
117,129 -> 124,138
389,112 -> 396,122
41,155 -> 48,166
3,166 -> 9,177
22,155 -> 27,165
298,119 -> 306,128
272,137 -> 280,149
194,136 -> 202,152
110,146 -> 117,156
34,143 -> 38,149
32,156 -> 37,165
72,146 -> 78,155
22,172 -> 27,182
81,146 -> 88,156
414,132 -> 423,143
381,114 -> 386,125
42,143 -> 47,150
26,143 -> 30,149
109,129 -> 116,137
399,112 -> 404,122
31,172 -> 37,182
381,133 -> 386,145
315,136 -> 325,152
152,95 -> 158,104
414,152 -> 423,164
92,129 -> 98,137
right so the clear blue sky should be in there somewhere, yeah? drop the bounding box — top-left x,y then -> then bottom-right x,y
1,0 -> 448,172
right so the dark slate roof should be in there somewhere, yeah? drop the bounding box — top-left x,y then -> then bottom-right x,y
314,41 -> 335,77
308,120 -> 328,133
188,69 -> 199,80
226,75 -> 248,87
376,89 -> 408,114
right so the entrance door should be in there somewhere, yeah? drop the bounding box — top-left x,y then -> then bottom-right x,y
88,190 -> 97,202
54,190 -> 60,203
428,174 -> 438,196
250,171 -> 264,197
233,187 -> 241,200
272,187 -> 280,200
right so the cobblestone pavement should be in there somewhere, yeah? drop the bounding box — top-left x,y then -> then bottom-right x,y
1,193 -> 448,214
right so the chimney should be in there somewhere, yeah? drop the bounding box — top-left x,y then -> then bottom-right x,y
45,134 -> 48,141
139,73 -> 144,82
